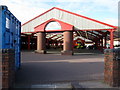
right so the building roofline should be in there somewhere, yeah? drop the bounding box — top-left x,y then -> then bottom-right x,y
22,7 -> 56,26
22,7 -> 117,29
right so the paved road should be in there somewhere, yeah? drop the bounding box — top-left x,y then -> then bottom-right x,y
15,50 -> 104,87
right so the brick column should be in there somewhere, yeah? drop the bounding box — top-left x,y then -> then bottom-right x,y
110,30 -> 114,49
104,49 -> 120,87
0,49 -> 15,89
61,31 -> 73,55
35,32 -> 46,54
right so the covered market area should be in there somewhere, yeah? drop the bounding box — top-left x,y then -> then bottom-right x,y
21,7 -> 117,55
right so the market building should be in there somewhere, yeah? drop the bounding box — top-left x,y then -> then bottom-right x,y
21,7 -> 117,55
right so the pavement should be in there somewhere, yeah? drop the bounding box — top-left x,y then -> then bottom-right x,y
15,49 -> 115,89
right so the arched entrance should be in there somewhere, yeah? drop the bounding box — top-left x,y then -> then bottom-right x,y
35,18 -> 74,55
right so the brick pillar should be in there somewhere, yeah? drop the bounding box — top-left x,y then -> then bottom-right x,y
110,30 -> 114,49
35,32 -> 46,54
104,49 -> 120,87
61,31 -> 73,55
0,49 -> 15,89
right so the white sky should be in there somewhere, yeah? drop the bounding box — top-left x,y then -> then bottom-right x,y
0,0 -> 119,26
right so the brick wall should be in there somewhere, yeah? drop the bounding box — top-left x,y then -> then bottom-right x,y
0,49 -> 15,89
104,49 -> 120,87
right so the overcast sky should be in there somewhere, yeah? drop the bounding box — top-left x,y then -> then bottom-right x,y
1,0 -> 119,26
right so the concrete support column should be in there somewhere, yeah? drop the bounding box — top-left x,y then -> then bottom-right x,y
61,31 -> 73,55
35,32 -> 46,54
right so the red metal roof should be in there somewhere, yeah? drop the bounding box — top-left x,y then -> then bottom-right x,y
22,7 -> 117,29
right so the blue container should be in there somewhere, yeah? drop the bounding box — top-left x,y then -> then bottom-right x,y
0,6 -> 21,70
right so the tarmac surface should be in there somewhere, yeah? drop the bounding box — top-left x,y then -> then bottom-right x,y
15,49 -> 111,88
